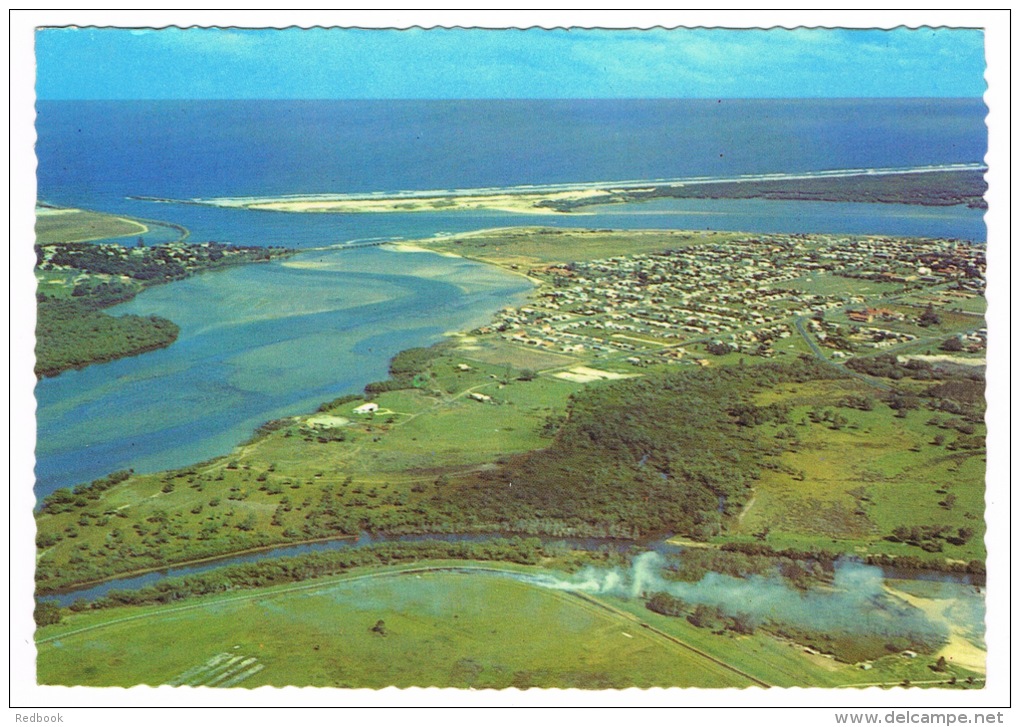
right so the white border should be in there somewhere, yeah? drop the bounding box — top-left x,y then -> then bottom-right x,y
8,9 -> 1011,718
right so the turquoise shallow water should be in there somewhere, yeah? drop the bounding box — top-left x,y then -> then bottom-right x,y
34,246 -> 532,496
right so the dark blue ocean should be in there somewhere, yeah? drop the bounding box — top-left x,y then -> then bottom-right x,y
37,99 -> 987,244
34,99 -> 988,495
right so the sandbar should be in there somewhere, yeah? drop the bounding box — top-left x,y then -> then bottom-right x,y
382,242 -> 463,258
237,189 -> 606,215
885,584 -> 986,674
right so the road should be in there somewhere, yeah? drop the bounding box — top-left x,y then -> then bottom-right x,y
792,316 -> 892,392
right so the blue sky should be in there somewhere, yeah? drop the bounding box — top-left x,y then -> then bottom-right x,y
36,26 -> 985,99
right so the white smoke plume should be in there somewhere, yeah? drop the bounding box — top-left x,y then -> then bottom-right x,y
523,552 -> 948,640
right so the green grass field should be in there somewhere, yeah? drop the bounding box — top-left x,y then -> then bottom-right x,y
35,208 -> 147,244
453,336 -> 581,370
776,273 -> 905,298
36,566 -> 759,689
731,379 -> 985,561
37,563 -> 984,689
423,227 -> 741,267
34,344 -> 592,590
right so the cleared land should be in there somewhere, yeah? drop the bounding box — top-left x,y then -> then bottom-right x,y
36,563 -> 984,689
36,567 -> 757,689
727,378 -> 985,562
412,227 -> 736,267
35,206 -> 148,244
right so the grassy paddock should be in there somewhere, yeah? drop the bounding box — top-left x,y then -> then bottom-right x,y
34,345 -> 587,590
422,228 -> 741,267
731,379 -> 985,561
35,208 -> 148,244
37,566 -> 758,689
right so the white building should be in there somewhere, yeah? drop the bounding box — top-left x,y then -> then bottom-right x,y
353,403 -> 379,414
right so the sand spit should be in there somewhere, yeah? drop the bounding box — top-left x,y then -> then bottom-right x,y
383,242 -> 463,258
236,189 -> 606,215
36,206 -> 82,216
190,163 -> 988,216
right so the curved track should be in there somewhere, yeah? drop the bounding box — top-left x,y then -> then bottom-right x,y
38,563 -> 771,687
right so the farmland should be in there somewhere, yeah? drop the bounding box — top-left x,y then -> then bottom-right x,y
36,567 -> 757,689
35,206 -> 149,244
34,563 -> 985,689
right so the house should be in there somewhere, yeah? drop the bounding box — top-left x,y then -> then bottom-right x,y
869,307 -> 905,322
469,392 -> 492,403
353,403 -> 379,414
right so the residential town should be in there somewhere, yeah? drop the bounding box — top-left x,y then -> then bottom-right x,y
36,240 -> 291,284
475,233 -> 986,364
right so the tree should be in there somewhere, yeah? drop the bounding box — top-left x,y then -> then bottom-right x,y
688,604 -> 722,630
918,304 -> 942,327
518,369 -> 538,381
371,619 -> 387,636
940,336 -> 964,352
34,600 -> 62,627
728,612 -> 757,635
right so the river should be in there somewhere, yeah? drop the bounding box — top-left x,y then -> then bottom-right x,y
45,530 -> 982,607
34,244 -> 533,495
